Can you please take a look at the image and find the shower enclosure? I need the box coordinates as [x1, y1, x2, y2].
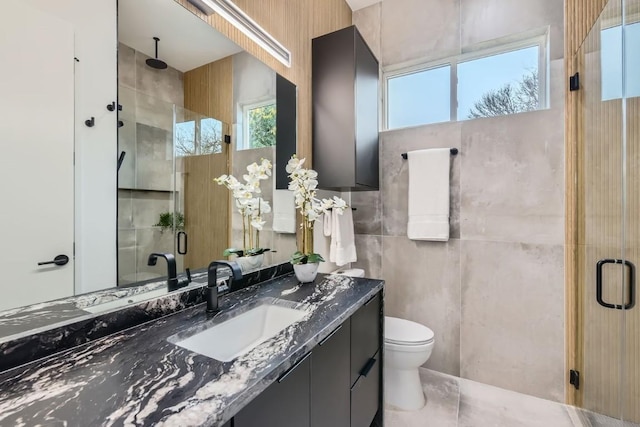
[574, 0, 639, 423]
[117, 86, 229, 285]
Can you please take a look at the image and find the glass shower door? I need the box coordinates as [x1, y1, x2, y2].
[577, 0, 638, 423]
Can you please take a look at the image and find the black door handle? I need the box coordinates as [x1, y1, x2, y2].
[177, 231, 188, 255]
[38, 255, 69, 266]
[596, 259, 636, 310]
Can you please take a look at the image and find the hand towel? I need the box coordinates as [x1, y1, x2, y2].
[329, 208, 357, 266]
[407, 148, 451, 241]
[272, 189, 296, 234]
[323, 212, 332, 237]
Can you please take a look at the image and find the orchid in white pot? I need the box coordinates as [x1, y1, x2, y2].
[214, 158, 272, 270]
[286, 155, 347, 282]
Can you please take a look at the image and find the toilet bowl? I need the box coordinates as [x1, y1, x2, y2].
[331, 268, 435, 411]
[384, 316, 434, 411]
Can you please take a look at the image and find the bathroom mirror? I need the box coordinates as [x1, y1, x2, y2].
[0, 0, 297, 338]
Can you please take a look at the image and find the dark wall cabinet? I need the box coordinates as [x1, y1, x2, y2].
[312, 26, 380, 191]
[233, 291, 383, 427]
[275, 74, 297, 189]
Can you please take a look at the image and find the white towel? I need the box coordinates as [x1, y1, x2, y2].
[272, 189, 296, 234]
[329, 208, 357, 266]
[407, 148, 451, 241]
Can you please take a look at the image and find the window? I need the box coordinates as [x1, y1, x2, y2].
[601, 22, 640, 100]
[384, 34, 547, 130]
[175, 117, 223, 157]
[239, 100, 277, 150]
[387, 65, 450, 129]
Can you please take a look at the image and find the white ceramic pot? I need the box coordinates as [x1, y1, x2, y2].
[293, 262, 320, 283]
[235, 254, 264, 273]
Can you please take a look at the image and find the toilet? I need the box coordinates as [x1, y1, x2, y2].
[332, 268, 435, 411]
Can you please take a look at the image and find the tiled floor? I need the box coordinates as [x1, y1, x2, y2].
[385, 369, 640, 427]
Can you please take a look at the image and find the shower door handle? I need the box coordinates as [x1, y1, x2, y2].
[596, 259, 636, 310]
[177, 231, 187, 255]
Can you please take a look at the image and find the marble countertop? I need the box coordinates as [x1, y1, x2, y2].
[0, 273, 383, 426]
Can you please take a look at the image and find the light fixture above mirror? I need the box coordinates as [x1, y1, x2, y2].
[187, 0, 292, 67]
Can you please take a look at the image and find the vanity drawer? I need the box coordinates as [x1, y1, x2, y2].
[350, 292, 381, 386]
[350, 349, 380, 427]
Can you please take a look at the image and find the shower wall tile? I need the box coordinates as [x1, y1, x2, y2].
[352, 190, 382, 235]
[131, 190, 173, 230]
[380, 122, 462, 238]
[135, 50, 184, 106]
[353, 2, 382, 60]
[135, 228, 175, 280]
[118, 116, 137, 189]
[460, 0, 564, 60]
[117, 229, 137, 285]
[135, 91, 174, 132]
[118, 190, 133, 229]
[460, 109, 564, 245]
[135, 123, 173, 191]
[383, 236, 461, 376]
[460, 240, 564, 402]
[352, 234, 383, 279]
[118, 43, 136, 90]
[381, 0, 460, 66]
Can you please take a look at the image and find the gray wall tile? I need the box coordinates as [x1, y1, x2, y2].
[352, 190, 382, 235]
[460, 240, 565, 402]
[352, 234, 382, 279]
[131, 190, 173, 229]
[383, 236, 461, 376]
[353, 2, 382, 61]
[135, 123, 174, 191]
[118, 43, 136, 90]
[460, 109, 564, 245]
[381, 0, 460, 66]
[135, 50, 184, 106]
[460, 0, 564, 60]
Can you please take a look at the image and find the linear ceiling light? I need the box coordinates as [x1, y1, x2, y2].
[187, 0, 291, 67]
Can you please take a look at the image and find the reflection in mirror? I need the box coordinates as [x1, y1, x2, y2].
[0, 0, 297, 338]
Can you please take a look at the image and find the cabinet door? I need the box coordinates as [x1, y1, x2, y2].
[234, 353, 311, 427]
[311, 319, 351, 427]
[351, 293, 381, 385]
[351, 350, 381, 427]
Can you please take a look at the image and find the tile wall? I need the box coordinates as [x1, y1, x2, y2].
[117, 43, 184, 284]
[352, 0, 566, 401]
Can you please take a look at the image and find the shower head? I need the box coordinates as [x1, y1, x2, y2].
[146, 37, 167, 70]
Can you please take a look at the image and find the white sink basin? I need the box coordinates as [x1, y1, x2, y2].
[174, 302, 306, 362]
[82, 288, 168, 314]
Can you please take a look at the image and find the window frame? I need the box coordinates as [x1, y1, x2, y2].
[382, 29, 549, 130]
[239, 98, 277, 150]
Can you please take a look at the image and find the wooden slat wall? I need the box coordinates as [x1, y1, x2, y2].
[565, 0, 610, 406]
[182, 57, 233, 269]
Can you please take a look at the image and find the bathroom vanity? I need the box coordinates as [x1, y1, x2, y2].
[0, 271, 384, 427]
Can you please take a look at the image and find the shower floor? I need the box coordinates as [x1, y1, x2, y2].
[385, 369, 639, 427]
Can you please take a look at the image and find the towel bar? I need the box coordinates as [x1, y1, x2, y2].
[401, 148, 458, 159]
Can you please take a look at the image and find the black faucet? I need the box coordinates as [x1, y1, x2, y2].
[207, 261, 242, 313]
[147, 253, 191, 291]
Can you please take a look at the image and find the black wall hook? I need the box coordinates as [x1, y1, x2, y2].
[85, 117, 95, 127]
[106, 102, 122, 112]
[118, 120, 124, 128]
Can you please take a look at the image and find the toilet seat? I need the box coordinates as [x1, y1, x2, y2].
[385, 316, 434, 346]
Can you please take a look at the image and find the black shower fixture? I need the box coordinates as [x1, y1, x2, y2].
[146, 37, 167, 70]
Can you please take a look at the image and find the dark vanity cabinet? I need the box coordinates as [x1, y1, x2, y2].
[312, 25, 379, 191]
[234, 354, 311, 427]
[350, 294, 382, 427]
[311, 319, 351, 427]
[233, 291, 383, 427]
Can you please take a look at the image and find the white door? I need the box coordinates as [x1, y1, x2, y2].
[0, 1, 75, 311]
